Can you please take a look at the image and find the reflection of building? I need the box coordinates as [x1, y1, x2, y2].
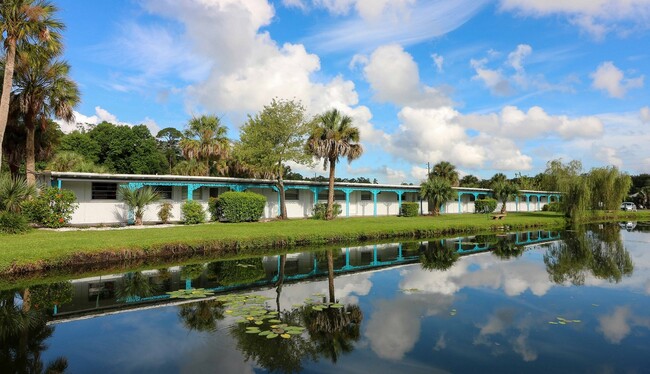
[38, 172, 561, 225]
[48, 230, 561, 323]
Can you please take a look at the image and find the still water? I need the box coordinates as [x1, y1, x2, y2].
[1, 223, 649, 373]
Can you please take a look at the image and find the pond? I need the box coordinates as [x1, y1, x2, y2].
[1, 223, 649, 373]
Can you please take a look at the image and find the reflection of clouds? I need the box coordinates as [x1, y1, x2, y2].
[365, 294, 453, 360]
[400, 253, 553, 297]
[597, 306, 650, 344]
[433, 333, 446, 351]
[474, 308, 537, 362]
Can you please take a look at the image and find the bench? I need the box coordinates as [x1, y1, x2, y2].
[491, 214, 506, 220]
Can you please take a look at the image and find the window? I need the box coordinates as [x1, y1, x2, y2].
[209, 188, 220, 198]
[361, 192, 372, 201]
[181, 187, 202, 200]
[92, 183, 117, 200]
[318, 191, 345, 201]
[155, 186, 173, 200]
[285, 189, 299, 201]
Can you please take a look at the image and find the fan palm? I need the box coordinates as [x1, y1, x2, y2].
[171, 158, 209, 177]
[0, 0, 63, 171]
[0, 173, 36, 213]
[11, 44, 79, 185]
[118, 186, 161, 225]
[491, 180, 519, 214]
[47, 151, 107, 173]
[420, 177, 454, 216]
[179, 115, 229, 177]
[430, 161, 459, 186]
[307, 109, 363, 220]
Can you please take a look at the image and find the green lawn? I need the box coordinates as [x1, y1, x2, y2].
[1, 210, 648, 275]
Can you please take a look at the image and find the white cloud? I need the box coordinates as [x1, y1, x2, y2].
[470, 58, 512, 95]
[498, 0, 650, 38]
[591, 61, 644, 98]
[346, 165, 407, 184]
[640, 106, 650, 123]
[362, 44, 452, 108]
[507, 44, 532, 86]
[431, 53, 444, 72]
[55, 106, 160, 135]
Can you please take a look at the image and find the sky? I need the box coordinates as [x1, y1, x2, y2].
[54, 0, 650, 183]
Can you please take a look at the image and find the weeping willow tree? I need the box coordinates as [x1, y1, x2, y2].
[588, 166, 632, 211]
[562, 175, 591, 223]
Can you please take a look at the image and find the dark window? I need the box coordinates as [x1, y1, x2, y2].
[209, 188, 220, 198]
[318, 191, 345, 201]
[285, 189, 299, 201]
[361, 192, 372, 201]
[155, 186, 173, 200]
[92, 183, 117, 199]
[182, 187, 202, 200]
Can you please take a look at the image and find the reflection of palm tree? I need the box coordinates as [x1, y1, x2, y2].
[275, 254, 287, 311]
[302, 305, 363, 364]
[419, 241, 459, 271]
[116, 272, 157, 301]
[178, 300, 225, 333]
[327, 250, 335, 302]
[492, 237, 525, 260]
[0, 291, 68, 373]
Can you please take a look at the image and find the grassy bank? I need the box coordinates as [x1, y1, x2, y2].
[2, 210, 648, 276]
[0, 212, 569, 275]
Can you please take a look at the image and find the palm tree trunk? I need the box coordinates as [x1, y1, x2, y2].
[0, 39, 17, 171]
[501, 200, 507, 214]
[327, 250, 335, 303]
[275, 254, 286, 311]
[277, 166, 287, 219]
[25, 116, 37, 186]
[327, 158, 336, 220]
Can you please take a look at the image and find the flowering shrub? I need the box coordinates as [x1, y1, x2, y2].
[22, 187, 78, 228]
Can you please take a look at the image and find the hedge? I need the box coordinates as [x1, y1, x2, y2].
[181, 201, 205, 225]
[214, 191, 266, 223]
[475, 198, 498, 214]
[312, 202, 342, 220]
[401, 202, 419, 217]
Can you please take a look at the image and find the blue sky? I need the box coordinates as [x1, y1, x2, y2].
[55, 0, 650, 183]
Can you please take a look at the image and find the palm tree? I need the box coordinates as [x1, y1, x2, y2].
[179, 115, 229, 177]
[117, 186, 161, 225]
[171, 159, 209, 177]
[420, 177, 454, 215]
[0, 173, 36, 213]
[307, 109, 363, 220]
[47, 151, 107, 173]
[430, 161, 459, 186]
[491, 180, 519, 214]
[0, 0, 63, 171]
[11, 44, 79, 185]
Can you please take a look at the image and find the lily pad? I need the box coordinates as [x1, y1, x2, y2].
[280, 334, 291, 339]
[268, 319, 282, 323]
[266, 333, 278, 339]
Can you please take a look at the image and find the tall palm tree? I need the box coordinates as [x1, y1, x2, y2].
[420, 177, 454, 216]
[117, 186, 161, 226]
[430, 161, 459, 186]
[11, 44, 79, 185]
[307, 109, 363, 220]
[179, 115, 229, 177]
[491, 180, 519, 214]
[0, 0, 63, 171]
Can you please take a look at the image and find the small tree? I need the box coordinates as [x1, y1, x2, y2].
[491, 180, 519, 214]
[236, 99, 313, 219]
[0, 173, 36, 213]
[420, 177, 453, 216]
[118, 186, 161, 226]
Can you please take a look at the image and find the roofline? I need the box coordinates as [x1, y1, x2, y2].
[39, 171, 561, 194]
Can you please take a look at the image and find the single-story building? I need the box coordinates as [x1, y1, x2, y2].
[37, 171, 561, 225]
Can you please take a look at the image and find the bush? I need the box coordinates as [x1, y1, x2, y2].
[181, 200, 205, 225]
[312, 202, 342, 220]
[208, 197, 219, 221]
[400, 202, 419, 217]
[474, 198, 498, 214]
[543, 201, 561, 212]
[22, 187, 78, 228]
[214, 191, 266, 223]
[158, 202, 174, 223]
[0, 211, 30, 234]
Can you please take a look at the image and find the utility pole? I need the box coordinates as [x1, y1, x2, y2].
[426, 162, 430, 177]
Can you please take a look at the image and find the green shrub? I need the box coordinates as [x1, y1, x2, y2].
[214, 191, 266, 223]
[158, 202, 174, 223]
[208, 197, 219, 221]
[312, 202, 342, 220]
[474, 198, 498, 214]
[543, 202, 561, 212]
[400, 202, 419, 217]
[0, 211, 30, 234]
[22, 187, 78, 228]
[181, 201, 205, 224]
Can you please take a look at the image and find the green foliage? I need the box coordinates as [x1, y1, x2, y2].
[30, 282, 73, 310]
[541, 159, 583, 191]
[543, 202, 561, 212]
[459, 174, 480, 188]
[118, 186, 161, 226]
[420, 177, 453, 215]
[214, 191, 266, 223]
[475, 198, 498, 214]
[181, 200, 206, 224]
[208, 259, 266, 286]
[21, 187, 77, 228]
[179, 115, 230, 176]
[491, 180, 519, 214]
[0, 211, 30, 234]
[588, 166, 632, 210]
[562, 176, 591, 223]
[0, 174, 36, 213]
[58, 130, 101, 163]
[312, 202, 342, 220]
[156, 127, 184, 174]
[208, 197, 219, 221]
[400, 202, 419, 217]
[430, 161, 459, 186]
[157, 202, 173, 224]
[419, 241, 459, 271]
[47, 151, 108, 173]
